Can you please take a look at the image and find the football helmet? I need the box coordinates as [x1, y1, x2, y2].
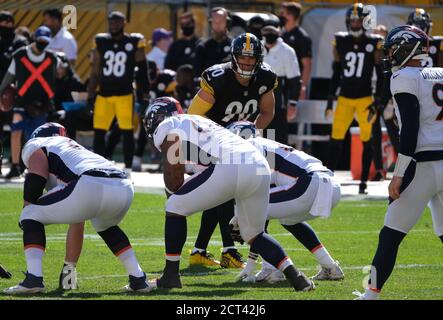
[231, 33, 264, 78]
[143, 96, 184, 139]
[383, 25, 429, 72]
[345, 3, 368, 38]
[226, 121, 258, 139]
[30, 122, 67, 139]
[406, 8, 432, 35]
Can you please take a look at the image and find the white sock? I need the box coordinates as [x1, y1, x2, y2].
[312, 245, 336, 268]
[262, 260, 277, 271]
[25, 247, 44, 277]
[64, 261, 76, 267]
[117, 248, 144, 277]
[222, 246, 236, 253]
[191, 247, 205, 254]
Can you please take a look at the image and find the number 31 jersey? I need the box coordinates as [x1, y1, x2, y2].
[93, 33, 146, 97]
[391, 67, 443, 153]
[200, 62, 277, 127]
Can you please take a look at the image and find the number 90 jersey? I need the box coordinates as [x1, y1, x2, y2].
[334, 32, 383, 98]
[93, 33, 146, 97]
[200, 62, 277, 127]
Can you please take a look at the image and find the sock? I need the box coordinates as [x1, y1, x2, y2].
[194, 207, 218, 250]
[117, 247, 144, 277]
[104, 125, 121, 159]
[361, 140, 373, 183]
[262, 259, 277, 271]
[369, 226, 406, 290]
[250, 232, 292, 271]
[218, 200, 236, 248]
[165, 215, 187, 262]
[64, 261, 76, 267]
[93, 129, 106, 157]
[122, 129, 134, 169]
[363, 287, 381, 300]
[135, 124, 148, 157]
[312, 245, 336, 268]
[327, 139, 343, 171]
[25, 247, 44, 277]
[439, 235, 443, 244]
[282, 222, 321, 252]
[222, 246, 236, 253]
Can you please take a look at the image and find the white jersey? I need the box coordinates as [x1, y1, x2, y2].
[391, 66, 443, 153]
[249, 136, 330, 186]
[22, 136, 121, 183]
[153, 114, 263, 168]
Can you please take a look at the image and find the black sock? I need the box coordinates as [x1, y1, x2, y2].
[218, 200, 235, 248]
[165, 215, 187, 256]
[93, 130, 106, 156]
[361, 140, 373, 183]
[370, 226, 406, 290]
[135, 123, 148, 157]
[439, 235, 443, 244]
[250, 232, 289, 269]
[97, 226, 131, 255]
[122, 129, 134, 169]
[282, 222, 321, 252]
[327, 139, 343, 171]
[264, 220, 270, 234]
[371, 116, 383, 171]
[104, 125, 121, 159]
[194, 207, 218, 250]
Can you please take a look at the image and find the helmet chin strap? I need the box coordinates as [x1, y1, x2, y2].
[233, 55, 255, 78]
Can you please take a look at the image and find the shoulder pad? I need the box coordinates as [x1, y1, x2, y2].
[390, 68, 420, 96]
[130, 32, 145, 39]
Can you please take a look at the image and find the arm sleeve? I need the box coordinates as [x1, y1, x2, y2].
[328, 61, 341, 97]
[393, 93, 420, 157]
[286, 76, 301, 105]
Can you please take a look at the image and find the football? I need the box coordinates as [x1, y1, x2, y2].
[0, 84, 16, 112]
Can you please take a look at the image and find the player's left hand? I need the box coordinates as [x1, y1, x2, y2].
[388, 176, 403, 200]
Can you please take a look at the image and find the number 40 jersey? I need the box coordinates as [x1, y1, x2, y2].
[199, 62, 277, 126]
[93, 33, 145, 97]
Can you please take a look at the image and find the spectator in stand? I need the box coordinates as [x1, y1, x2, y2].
[174, 64, 197, 113]
[147, 28, 172, 71]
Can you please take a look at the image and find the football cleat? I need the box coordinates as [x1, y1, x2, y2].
[255, 267, 286, 284]
[311, 261, 345, 281]
[236, 258, 258, 282]
[124, 273, 156, 293]
[353, 289, 379, 300]
[189, 250, 221, 267]
[4, 272, 45, 295]
[0, 264, 12, 279]
[220, 249, 245, 269]
[358, 182, 367, 194]
[132, 156, 142, 172]
[5, 165, 22, 179]
[59, 263, 78, 290]
[155, 272, 182, 289]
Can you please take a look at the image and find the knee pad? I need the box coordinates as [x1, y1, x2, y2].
[20, 219, 46, 249]
[98, 225, 131, 255]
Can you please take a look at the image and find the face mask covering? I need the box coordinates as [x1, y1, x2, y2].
[36, 41, 49, 52]
[0, 26, 15, 42]
[264, 34, 279, 45]
[181, 25, 195, 37]
[110, 28, 124, 37]
[278, 16, 287, 27]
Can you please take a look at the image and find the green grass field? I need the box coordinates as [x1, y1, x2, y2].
[0, 187, 442, 300]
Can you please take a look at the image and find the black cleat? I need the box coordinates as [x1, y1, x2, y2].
[156, 273, 182, 289]
[0, 264, 12, 279]
[125, 273, 156, 293]
[5, 165, 22, 179]
[284, 266, 315, 292]
[359, 182, 368, 194]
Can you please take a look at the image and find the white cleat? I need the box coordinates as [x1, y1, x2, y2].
[353, 289, 380, 300]
[311, 261, 345, 281]
[4, 284, 46, 295]
[236, 259, 257, 283]
[124, 273, 156, 293]
[255, 267, 286, 284]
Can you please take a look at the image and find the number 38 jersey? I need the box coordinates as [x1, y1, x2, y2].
[199, 62, 277, 126]
[391, 67, 443, 153]
[93, 33, 146, 97]
[334, 32, 383, 98]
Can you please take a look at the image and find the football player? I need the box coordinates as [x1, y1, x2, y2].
[142, 97, 314, 292]
[406, 8, 443, 68]
[325, 3, 385, 194]
[186, 32, 277, 269]
[3, 122, 155, 294]
[226, 121, 344, 283]
[354, 25, 443, 300]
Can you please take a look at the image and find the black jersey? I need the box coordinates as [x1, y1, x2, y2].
[164, 36, 201, 71]
[194, 37, 232, 77]
[94, 33, 145, 97]
[282, 26, 312, 74]
[425, 36, 443, 67]
[334, 32, 383, 98]
[200, 62, 277, 126]
[149, 69, 177, 101]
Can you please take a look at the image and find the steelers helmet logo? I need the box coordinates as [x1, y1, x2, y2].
[366, 43, 374, 52]
[429, 45, 437, 55]
[125, 43, 134, 51]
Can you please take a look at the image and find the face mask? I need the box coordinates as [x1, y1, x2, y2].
[181, 25, 195, 37]
[36, 41, 49, 52]
[0, 26, 15, 42]
[278, 16, 287, 27]
[264, 34, 279, 45]
[110, 28, 124, 37]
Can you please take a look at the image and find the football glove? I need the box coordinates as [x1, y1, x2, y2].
[229, 216, 244, 245]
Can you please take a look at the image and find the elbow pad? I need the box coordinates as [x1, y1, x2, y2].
[24, 173, 47, 204]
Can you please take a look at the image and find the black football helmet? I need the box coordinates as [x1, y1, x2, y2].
[406, 8, 432, 35]
[383, 25, 429, 72]
[226, 121, 258, 139]
[31, 122, 67, 139]
[345, 3, 368, 38]
[231, 33, 264, 78]
[143, 96, 184, 139]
